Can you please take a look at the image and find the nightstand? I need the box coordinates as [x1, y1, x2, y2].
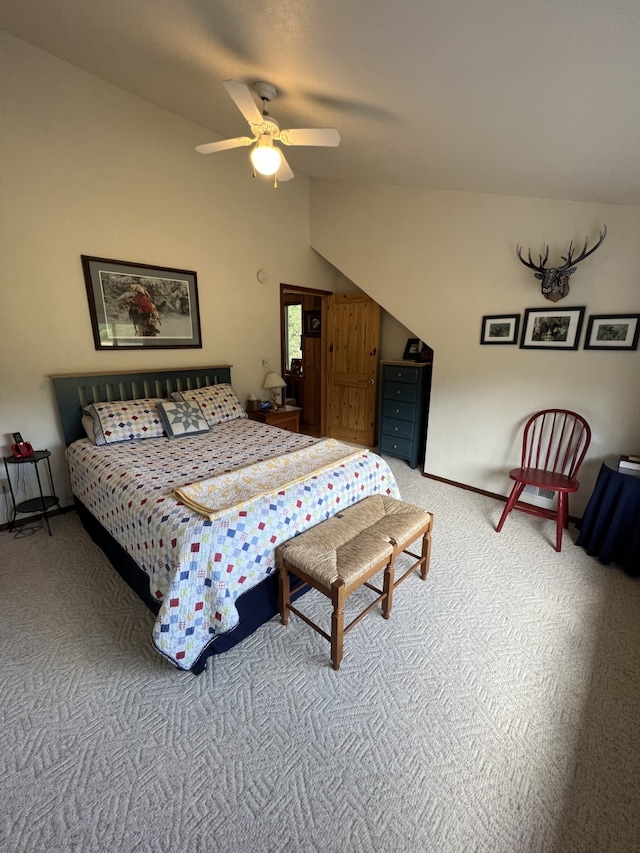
[3, 449, 61, 535]
[247, 405, 302, 433]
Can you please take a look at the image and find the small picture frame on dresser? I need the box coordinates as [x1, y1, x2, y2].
[402, 338, 420, 360]
[402, 338, 431, 362]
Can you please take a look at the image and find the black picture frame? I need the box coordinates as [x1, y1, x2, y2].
[304, 310, 321, 337]
[480, 314, 520, 345]
[81, 255, 201, 350]
[583, 314, 640, 351]
[519, 306, 585, 350]
[403, 338, 420, 360]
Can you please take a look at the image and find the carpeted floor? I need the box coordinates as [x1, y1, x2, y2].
[1, 456, 639, 853]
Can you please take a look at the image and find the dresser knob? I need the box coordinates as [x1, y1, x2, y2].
[395, 408, 400, 413]
[394, 426, 398, 431]
[396, 389, 401, 395]
[392, 443, 398, 449]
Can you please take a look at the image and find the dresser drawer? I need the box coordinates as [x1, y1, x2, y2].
[383, 381, 417, 404]
[382, 399, 416, 422]
[381, 418, 414, 440]
[379, 434, 414, 458]
[383, 365, 419, 384]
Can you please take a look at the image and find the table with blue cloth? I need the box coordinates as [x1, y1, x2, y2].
[576, 458, 640, 577]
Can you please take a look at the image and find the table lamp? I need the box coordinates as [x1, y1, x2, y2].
[262, 371, 287, 409]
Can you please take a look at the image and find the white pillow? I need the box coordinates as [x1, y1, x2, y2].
[81, 412, 99, 443]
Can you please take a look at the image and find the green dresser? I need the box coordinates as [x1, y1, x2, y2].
[378, 359, 432, 469]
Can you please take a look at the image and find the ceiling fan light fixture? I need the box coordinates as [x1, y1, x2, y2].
[250, 136, 282, 176]
[197, 80, 335, 185]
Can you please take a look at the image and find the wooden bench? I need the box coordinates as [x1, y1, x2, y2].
[276, 495, 433, 670]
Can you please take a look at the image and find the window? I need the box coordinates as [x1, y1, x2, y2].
[285, 303, 302, 370]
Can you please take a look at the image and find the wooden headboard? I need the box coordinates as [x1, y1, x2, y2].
[51, 365, 232, 445]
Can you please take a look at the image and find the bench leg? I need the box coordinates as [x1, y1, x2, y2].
[279, 560, 291, 626]
[382, 555, 395, 619]
[420, 522, 433, 581]
[331, 580, 346, 671]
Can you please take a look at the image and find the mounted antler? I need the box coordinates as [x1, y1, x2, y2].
[516, 226, 607, 302]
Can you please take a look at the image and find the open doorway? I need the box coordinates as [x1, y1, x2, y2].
[280, 283, 330, 437]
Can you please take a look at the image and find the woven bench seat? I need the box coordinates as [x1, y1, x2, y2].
[276, 495, 433, 670]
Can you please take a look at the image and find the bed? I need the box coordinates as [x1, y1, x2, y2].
[52, 365, 401, 673]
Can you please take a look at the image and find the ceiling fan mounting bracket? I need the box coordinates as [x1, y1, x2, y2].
[254, 81, 278, 103]
[250, 116, 280, 138]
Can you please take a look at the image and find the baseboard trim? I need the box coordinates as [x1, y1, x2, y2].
[0, 505, 70, 533]
[422, 471, 507, 502]
[422, 471, 580, 524]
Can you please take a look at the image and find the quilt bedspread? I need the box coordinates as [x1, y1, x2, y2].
[66, 420, 400, 669]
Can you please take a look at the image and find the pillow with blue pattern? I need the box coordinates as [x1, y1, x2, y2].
[156, 400, 210, 438]
[170, 383, 247, 427]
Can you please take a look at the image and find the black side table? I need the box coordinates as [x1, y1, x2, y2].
[3, 450, 61, 536]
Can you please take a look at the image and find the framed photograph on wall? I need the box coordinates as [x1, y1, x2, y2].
[519, 306, 585, 350]
[583, 314, 640, 351]
[304, 310, 321, 337]
[480, 314, 520, 345]
[81, 255, 201, 350]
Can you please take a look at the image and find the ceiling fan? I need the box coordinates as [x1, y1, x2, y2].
[196, 80, 340, 186]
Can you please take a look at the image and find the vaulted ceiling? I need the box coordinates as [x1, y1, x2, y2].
[2, 0, 639, 205]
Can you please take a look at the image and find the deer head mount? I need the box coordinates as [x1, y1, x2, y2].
[516, 226, 607, 302]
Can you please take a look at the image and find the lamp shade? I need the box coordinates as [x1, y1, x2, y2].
[250, 137, 282, 176]
[262, 372, 286, 390]
[262, 371, 287, 409]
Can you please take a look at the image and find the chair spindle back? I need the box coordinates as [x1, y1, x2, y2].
[521, 409, 591, 479]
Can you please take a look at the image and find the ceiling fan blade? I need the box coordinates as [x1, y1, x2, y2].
[223, 79, 263, 126]
[279, 128, 340, 147]
[195, 136, 254, 155]
[277, 151, 295, 181]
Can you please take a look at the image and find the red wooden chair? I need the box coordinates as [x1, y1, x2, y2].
[496, 409, 591, 552]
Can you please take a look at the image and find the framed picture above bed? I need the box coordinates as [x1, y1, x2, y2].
[81, 255, 202, 349]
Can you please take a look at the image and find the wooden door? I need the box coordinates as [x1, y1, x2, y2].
[325, 294, 380, 446]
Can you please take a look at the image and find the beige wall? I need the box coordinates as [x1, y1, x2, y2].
[0, 33, 340, 523]
[310, 179, 640, 513]
[4, 32, 638, 529]
[333, 271, 414, 360]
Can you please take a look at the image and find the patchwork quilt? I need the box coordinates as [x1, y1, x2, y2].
[66, 420, 400, 669]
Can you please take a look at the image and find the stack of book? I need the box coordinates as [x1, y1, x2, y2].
[618, 454, 640, 475]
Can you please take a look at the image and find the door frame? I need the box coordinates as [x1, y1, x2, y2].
[280, 283, 331, 436]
